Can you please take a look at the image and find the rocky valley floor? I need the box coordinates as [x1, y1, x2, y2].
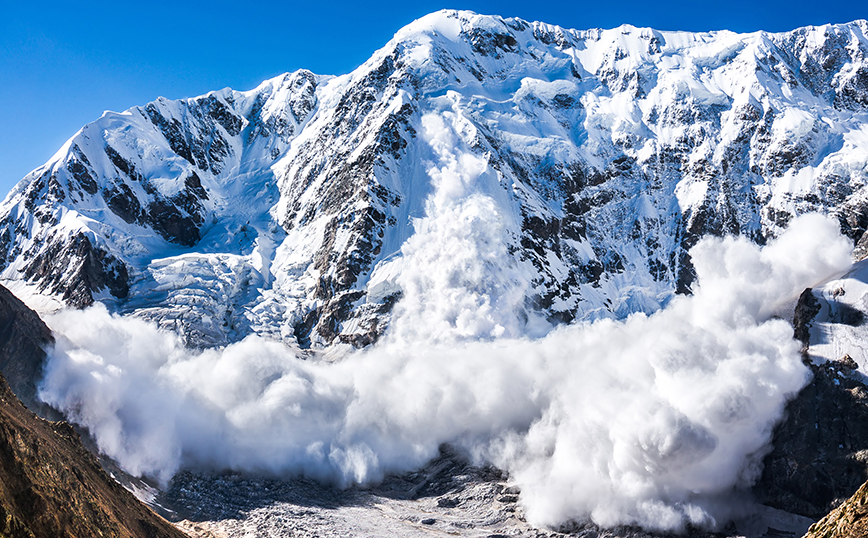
[152, 448, 814, 538]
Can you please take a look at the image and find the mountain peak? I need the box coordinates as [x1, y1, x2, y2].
[394, 9, 508, 38]
[1, 14, 868, 349]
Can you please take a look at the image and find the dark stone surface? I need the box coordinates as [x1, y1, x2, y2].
[146, 200, 201, 247]
[793, 288, 821, 347]
[22, 232, 129, 307]
[755, 359, 868, 519]
[755, 286, 868, 520]
[67, 145, 98, 195]
[104, 183, 144, 224]
[145, 104, 195, 166]
[0, 284, 54, 416]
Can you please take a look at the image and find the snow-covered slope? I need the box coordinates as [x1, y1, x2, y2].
[3, 11, 868, 348]
[799, 256, 868, 372]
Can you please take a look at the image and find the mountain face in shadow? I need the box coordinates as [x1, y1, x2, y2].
[0, 284, 55, 419]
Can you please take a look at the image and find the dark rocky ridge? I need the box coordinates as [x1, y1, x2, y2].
[755, 288, 868, 520]
[22, 231, 130, 308]
[793, 288, 822, 348]
[0, 284, 54, 417]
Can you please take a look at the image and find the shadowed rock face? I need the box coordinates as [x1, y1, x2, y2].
[0, 372, 187, 538]
[755, 359, 868, 519]
[0, 284, 54, 417]
[755, 289, 868, 520]
[793, 288, 821, 348]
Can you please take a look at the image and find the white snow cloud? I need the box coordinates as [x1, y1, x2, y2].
[38, 212, 852, 532]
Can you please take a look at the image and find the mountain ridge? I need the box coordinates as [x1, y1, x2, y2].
[5, 11, 868, 536]
[2, 10, 868, 349]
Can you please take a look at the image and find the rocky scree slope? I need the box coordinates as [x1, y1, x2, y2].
[164, 446, 745, 538]
[2, 11, 868, 348]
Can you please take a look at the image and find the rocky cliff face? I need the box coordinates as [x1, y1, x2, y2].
[2, 12, 868, 350]
[0, 284, 53, 416]
[755, 356, 868, 519]
[750, 260, 868, 520]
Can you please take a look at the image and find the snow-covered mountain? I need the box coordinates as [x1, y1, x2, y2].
[2, 10, 868, 348]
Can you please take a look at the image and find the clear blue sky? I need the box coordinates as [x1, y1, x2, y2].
[1, 0, 864, 197]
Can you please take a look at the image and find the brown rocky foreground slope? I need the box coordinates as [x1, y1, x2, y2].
[0, 369, 188, 538]
[802, 479, 868, 538]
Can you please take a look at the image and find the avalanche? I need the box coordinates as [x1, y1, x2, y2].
[2, 8, 868, 534]
[39, 214, 852, 531]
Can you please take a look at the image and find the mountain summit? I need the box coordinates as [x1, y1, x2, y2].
[2, 10, 868, 348]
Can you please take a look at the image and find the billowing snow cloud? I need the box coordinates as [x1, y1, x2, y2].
[36, 101, 856, 534]
[38, 211, 852, 532]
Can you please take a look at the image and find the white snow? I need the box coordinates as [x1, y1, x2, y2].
[4, 11, 868, 532]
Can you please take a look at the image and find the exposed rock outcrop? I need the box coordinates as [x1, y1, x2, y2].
[755, 355, 868, 519]
[802, 479, 868, 538]
[0, 284, 54, 416]
[793, 288, 822, 349]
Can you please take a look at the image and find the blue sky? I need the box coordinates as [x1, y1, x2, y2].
[0, 0, 864, 197]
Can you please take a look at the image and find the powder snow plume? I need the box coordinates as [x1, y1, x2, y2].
[38, 212, 851, 532]
[34, 109, 856, 534]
